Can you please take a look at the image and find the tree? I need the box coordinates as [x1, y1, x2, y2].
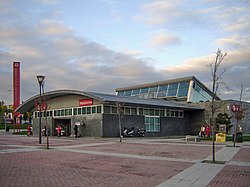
[216, 113, 232, 134]
[210, 48, 227, 163]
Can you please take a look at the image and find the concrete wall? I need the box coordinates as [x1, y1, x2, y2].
[102, 114, 144, 137]
[71, 114, 103, 137]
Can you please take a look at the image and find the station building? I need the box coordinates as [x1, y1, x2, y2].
[16, 76, 222, 137]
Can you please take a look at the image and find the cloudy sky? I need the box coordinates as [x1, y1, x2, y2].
[1, 0, 250, 105]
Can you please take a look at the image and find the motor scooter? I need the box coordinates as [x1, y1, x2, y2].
[137, 128, 145, 137]
[123, 127, 134, 137]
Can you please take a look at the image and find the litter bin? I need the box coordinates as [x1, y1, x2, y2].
[6, 126, 9, 132]
[233, 132, 243, 143]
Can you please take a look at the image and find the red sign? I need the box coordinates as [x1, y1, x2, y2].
[79, 99, 93, 106]
[231, 104, 242, 112]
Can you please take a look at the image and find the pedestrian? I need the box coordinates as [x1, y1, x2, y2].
[27, 125, 31, 136]
[74, 125, 78, 138]
[205, 125, 210, 137]
[200, 125, 205, 137]
[57, 126, 61, 137]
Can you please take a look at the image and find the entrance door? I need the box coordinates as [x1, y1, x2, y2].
[53, 119, 71, 136]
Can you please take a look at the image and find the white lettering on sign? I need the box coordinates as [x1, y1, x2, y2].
[79, 99, 93, 106]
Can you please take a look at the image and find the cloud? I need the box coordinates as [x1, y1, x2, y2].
[150, 33, 181, 50]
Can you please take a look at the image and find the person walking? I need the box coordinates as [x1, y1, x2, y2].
[74, 125, 78, 138]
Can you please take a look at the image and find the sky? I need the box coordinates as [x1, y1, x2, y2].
[0, 0, 250, 105]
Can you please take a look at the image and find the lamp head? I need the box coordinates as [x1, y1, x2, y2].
[37, 75, 45, 84]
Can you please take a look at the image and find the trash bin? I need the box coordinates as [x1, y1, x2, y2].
[233, 132, 243, 143]
[6, 126, 9, 132]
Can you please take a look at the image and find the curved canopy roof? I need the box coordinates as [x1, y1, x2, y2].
[16, 89, 204, 113]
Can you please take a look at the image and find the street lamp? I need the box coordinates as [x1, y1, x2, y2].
[37, 75, 45, 144]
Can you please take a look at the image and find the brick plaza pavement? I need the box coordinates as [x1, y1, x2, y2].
[0, 132, 249, 187]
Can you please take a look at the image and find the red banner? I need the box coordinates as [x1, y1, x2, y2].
[13, 62, 20, 111]
[79, 99, 93, 106]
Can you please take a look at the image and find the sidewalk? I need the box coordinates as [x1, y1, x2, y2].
[0, 134, 249, 187]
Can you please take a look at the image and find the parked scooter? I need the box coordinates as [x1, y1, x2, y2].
[123, 127, 134, 137]
[137, 127, 145, 137]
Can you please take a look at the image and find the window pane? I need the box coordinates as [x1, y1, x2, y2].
[65, 109, 69, 116]
[139, 108, 143, 115]
[160, 110, 164, 116]
[82, 107, 86, 114]
[124, 90, 132, 96]
[92, 106, 96, 113]
[112, 106, 117, 114]
[166, 110, 170, 117]
[131, 108, 136, 115]
[97, 106, 102, 113]
[104, 106, 110, 113]
[61, 109, 65, 116]
[117, 91, 124, 96]
[178, 82, 189, 97]
[140, 88, 149, 93]
[155, 110, 159, 116]
[132, 89, 140, 95]
[124, 108, 130, 115]
[175, 111, 179, 117]
[171, 110, 175, 117]
[73, 108, 77, 115]
[69, 109, 72, 115]
[144, 109, 149, 115]
[145, 117, 149, 123]
[159, 85, 167, 91]
[78, 108, 82, 115]
[149, 109, 154, 116]
[155, 117, 160, 123]
[149, 86, 158, 92]
[87, 107, 91, 114]
[167, 83, 178, 97]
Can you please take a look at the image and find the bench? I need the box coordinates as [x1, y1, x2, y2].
[185, 135, 200, 142]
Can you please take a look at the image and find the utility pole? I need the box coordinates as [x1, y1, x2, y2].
[233, 84, 243, 147]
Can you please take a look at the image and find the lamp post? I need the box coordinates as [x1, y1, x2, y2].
[37, 75, 45, 144]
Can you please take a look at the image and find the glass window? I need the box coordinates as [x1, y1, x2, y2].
[170, 110, 175, 117]
[65, 109, 69, 116]
[157, 91, 166, 98]
[149, 109, 154, 116]
[144, 109, 149, 115]
[159, 85, 168, 91]
[92, 106, 96, 114]
[125, 107, 130, 115]
[50, 111, 53, 117]
[139, 108, 143, 116]
[175, 111, 179, 118]
[179, 111, 184, 118]
[124, 90, 132, 96]
[167, 83, 178, 97]
[97, 106, 102, 113]
[112, 106, 117, 114]
[73, 108, 77, 115]
[104, 106, 110, 113]
[140, 88, 149, 94]
[132, 89, 140, 95]
[178, 82, 189, 97]
[131, 108, 136, 115]
[87, 107, 91, 114]
[160, 110, 165, 116]
[155, 110, 159, 116]
[145, 116, 160, 132]
[69, 109, 72, 115]
[61, 110, 65, 116]
[82, 107, 86, 115]
[78, 108, 82, 115]
[166, 110, 170, 117]
[149, 86, 158, 92]
[117, 91, 124, 96]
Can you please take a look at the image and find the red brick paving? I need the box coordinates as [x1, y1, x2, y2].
[75, 142, 217, 160]
[0, 150, 192, 187]
[208, 165, 250, 187]
[232, 148, 250, 162]
[1, 133, 250, 187]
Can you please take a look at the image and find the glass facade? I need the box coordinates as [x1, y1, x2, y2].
[117, 81, 190, 100]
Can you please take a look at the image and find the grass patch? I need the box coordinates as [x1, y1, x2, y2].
[12, 131, 28, 135]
